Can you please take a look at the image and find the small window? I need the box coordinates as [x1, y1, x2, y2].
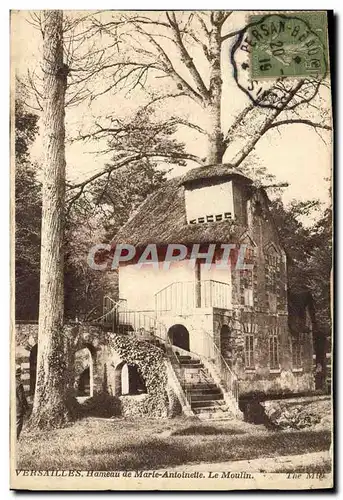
[240, 269, 254, 306]
[265, 249, 279, 294]
[269, 335, 279, 370]
[245, 334, 254, 369]
[244, 288, 253, 307]
[292, 334, 303, 368]
[245, 247, 255, 264]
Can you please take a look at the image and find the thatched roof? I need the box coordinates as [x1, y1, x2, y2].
[180, 164, 253, 186]
[112, 165, 253, 247]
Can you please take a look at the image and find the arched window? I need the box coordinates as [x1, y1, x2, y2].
[237, 241, 256, 308]
[243, 322, 257, 370]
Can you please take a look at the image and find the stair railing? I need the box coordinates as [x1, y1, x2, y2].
[93, 296, 118, 323]
[200, 328, 239, 402]
[155, 280, 231, 313]
[97, 297, 238, 404]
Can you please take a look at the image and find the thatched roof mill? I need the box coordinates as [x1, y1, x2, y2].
[112, 164, 268, 248]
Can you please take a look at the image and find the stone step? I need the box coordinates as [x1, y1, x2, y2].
[182, 365, 205, 370]
[185, 383, 218, 391]
[191, 400, 226, 409]
[176, 354, 192, 360]
[179, 359, 202, 365]
[193, 407, 233, 420]
[187, 386, 222, 395]
[196, 412, 234, 421]
[190, 393, 224, 402]
[184, 376, 213, 386]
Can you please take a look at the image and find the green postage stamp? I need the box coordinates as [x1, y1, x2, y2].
[249, 12, 328, 79]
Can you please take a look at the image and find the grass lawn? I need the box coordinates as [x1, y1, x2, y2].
[17, 417, 331, 471]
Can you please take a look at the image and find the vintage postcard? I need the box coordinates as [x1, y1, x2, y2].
[11, 9, 333, 490]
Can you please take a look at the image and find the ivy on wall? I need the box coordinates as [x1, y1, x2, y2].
[110, 334, 169, 418]
[16, 324, 182, 419]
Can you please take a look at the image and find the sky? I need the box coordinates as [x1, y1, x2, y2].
[11, 10, 332, 222]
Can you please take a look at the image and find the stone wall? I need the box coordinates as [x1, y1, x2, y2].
[231, 188, 288, 316]
[104, 334, 170, 417]
[14, 323, 179, 418]
[15, 322, 108, 397]
[261, 395, 331, 430]
[212, 310, 315, 397]
[159, 309, 215, 357]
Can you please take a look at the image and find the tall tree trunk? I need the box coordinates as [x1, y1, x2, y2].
[206, 14, 225, 164]
[30, 10, 71, 429]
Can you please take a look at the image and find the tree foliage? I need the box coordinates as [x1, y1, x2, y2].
[270, 197, 332, 337]
[74, 11, 331, 171]
[15, 95, 41, 320]
[64, 126, 169, 319]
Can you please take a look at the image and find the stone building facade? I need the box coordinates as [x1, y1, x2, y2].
[112, 164, 318, 398]
[15, 164, 322, 420]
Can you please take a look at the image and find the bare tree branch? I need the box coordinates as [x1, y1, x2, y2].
[139, 92, 188, 111]
[166, 12, 209, 101]
[169, 117, 209, 135]
[266, 119, 331, 132]
[66, 151, 203, 209]
[131, 19, 204, 105]
[227, 81, 307, 167]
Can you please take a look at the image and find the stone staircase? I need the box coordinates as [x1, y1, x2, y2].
[110, 328, 237, 420]
[99, 299, 238, 420]
[176, 353, 235, 420]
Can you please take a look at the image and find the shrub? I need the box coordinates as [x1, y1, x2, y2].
[80, 393, 121, 418]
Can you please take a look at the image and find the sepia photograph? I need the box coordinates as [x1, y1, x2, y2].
[10, 9, 333, 490]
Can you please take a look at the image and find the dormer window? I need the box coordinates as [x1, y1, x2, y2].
[185, 180, 235, 225]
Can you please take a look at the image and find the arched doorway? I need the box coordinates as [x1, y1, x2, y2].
[220, 324, 233, 366]
[29, 344, 37, 396]
[75, 346, 94, 397]
[78, 367, 90, 396]
[168, 324, 190, 351]
[115, 362, 147, 396]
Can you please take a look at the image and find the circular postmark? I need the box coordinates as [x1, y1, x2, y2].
[230, 13, 328, 110]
